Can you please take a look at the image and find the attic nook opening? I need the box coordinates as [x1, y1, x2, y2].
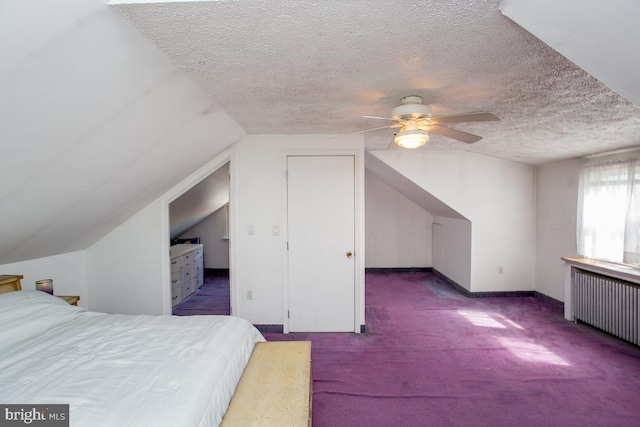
[167, 159, 232, 316]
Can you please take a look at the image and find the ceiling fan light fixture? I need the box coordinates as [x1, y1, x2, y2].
[394, 129, 429, 149]
[391, 96, 432, 120]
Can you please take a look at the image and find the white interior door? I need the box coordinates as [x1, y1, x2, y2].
[287, 155, 355, 332]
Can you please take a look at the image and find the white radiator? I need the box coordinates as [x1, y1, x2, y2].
[573, 268, 640, 345]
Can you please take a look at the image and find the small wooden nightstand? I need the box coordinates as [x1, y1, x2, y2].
[56, 295, 80, 306]
[0, 275, 23, 295]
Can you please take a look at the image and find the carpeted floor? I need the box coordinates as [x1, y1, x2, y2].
[263, 271, 640, 427]
[172, 270, 230, 316]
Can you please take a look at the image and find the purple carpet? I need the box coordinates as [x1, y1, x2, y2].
[264, 271, 640, 426]
[172, 270, 230, 316]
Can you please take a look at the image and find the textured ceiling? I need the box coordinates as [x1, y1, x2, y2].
[111, 0, 640, 165]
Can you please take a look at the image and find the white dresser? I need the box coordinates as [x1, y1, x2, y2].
[170, 244, 204, 308]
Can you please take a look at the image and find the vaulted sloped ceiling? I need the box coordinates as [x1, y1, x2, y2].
[500, 0, 640, 107]
[365, 153, 466, 221]
[0, 1, 244, 264]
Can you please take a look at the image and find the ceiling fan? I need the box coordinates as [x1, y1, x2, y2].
[360, 95, 500, 149]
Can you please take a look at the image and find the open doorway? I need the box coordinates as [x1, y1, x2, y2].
[168, 162, 231, 315]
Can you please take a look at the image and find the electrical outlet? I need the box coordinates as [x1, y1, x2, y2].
[246, 290, 253, 300]
[498, 266, 504, 274]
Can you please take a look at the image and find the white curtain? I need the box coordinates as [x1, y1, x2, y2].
[624, 160, 640, 264]
[577, 159, 640, 265]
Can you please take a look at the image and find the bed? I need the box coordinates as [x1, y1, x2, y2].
[0, 289, 265, 427]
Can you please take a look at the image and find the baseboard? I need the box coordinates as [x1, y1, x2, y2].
[432, 269, 470, 296]
[254, 324, 284, 333]
[255, 324, 366, 334]
[433, 269, 535, 298]
[534, 291, 564, 307]
[204, 268, 229, 274]
[469, 290, 535, 298]
[365, 267, 433, 273]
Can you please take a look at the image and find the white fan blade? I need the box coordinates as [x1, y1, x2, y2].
[353, 123, 402, 134]
[363, 115, 397, 121]
[428, 112, 499, 124]
[427, 124, 482, 144]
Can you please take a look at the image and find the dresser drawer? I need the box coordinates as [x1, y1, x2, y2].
[169, 244, 204, 310]
[182, 253, 192, 268]
[182, 280, 192, 297]
[171, 271, 181, 290]
[170, 257, 182, 273]
[192, 262, 202, 277]
[171, 286, 183, 307]
[193, 275, 203, 290]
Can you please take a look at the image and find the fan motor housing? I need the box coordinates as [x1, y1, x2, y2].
[391, 96, 432, 120]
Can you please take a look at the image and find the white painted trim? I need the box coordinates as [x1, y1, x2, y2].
[355, 148, 366, 332]
[282, 149, 364, 333]
[159, 146, 236, 315]
[281, 153, 290, 333]
[564, 262, 574, 321]
[160, 200, 171, 314]
[228, 159, 237, 317]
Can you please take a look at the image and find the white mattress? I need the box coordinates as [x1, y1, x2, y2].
[0, 291, 265, 427]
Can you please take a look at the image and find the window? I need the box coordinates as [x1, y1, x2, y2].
[577, 159, 640, 265]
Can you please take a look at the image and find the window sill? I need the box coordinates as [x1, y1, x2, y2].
[562, 256, 640, 282]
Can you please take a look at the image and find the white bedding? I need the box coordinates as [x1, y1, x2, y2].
[0, 291, 265, 427]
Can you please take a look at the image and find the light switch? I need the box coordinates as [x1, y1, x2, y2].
[248, 225, 254, 235]
[273, 225, 280, 235]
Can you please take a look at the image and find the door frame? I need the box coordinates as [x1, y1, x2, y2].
[281, 149, 365, 333]
[160, 147, 236, 316]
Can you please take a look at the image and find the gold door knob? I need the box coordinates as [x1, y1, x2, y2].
[346, 251, 353, 258]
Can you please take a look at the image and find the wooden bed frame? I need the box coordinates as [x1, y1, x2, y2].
[0, 274, 312, 426]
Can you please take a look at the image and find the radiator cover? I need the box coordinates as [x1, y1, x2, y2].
[573, 268, 640, 345]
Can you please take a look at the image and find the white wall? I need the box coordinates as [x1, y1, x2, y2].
[536, 150, 640, 301]
[179, 206, 230, 269]
[365, 171, 433, 268]
[80, 131, 238, 315]
[0, 251, 88, 307]
[87, 200, 165, 315]
[432, 216, 472, 291]
[371, 151, 536, 293]
[534, 157, 585, 301]
[233, 135, 365, 327]
[83, 138, 364, 324]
